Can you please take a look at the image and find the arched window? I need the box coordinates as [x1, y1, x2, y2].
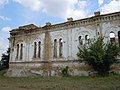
[54, 39, 57, 58]
[20, 44, 23, 59]
[78, 36, 83, 45]
[38, 41, 41, 58]
[109, 31, 115, 43]
[16, 44, 19, 59]
[118, 31, 120, 47]
[34, 42, 37, 58]
[59, 38, 63, 57]
[85, 35, 90, 44]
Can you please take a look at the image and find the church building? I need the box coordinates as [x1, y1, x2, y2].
[7, 11, 120, 76]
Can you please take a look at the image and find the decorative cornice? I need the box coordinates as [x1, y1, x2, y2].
[10, 11, 120, 37]
[49, 11, 120, 31]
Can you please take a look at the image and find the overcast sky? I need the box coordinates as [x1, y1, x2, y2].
[0, 0, 120, 60]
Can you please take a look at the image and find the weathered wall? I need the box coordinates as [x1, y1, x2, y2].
[7, 12, 120, 76]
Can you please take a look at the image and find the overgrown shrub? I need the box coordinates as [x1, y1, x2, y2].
[77, 38, 120, 76]
[62, 66, 69, 77]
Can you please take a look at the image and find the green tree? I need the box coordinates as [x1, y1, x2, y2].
[77, 38, 120, 76]
[0, 48, 10, 70]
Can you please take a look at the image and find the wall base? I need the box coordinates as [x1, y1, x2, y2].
[5, 60, 120, 77]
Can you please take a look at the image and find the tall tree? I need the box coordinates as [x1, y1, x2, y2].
[0, 48, 10, 70]
[77, 38, 120, 76]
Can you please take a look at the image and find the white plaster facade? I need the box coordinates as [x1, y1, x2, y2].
[7, 11, 120, 76]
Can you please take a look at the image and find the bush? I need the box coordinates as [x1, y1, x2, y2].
[62, 66, 69, 77]
[77, 38, 120, 76]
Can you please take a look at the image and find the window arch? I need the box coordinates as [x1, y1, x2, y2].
[109, 31, 115, 43]
[34, 42, 37, 58]
[59, 38, 63, 57]
[16, 44, 19, 59]
[54, 39, 57, 58]
[38, 41, 41, 58]
[118, 31, 120, 46]
[20, 44, 23, 59]
[78, 36, 83, 45]
[85, 35, 90, 44]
